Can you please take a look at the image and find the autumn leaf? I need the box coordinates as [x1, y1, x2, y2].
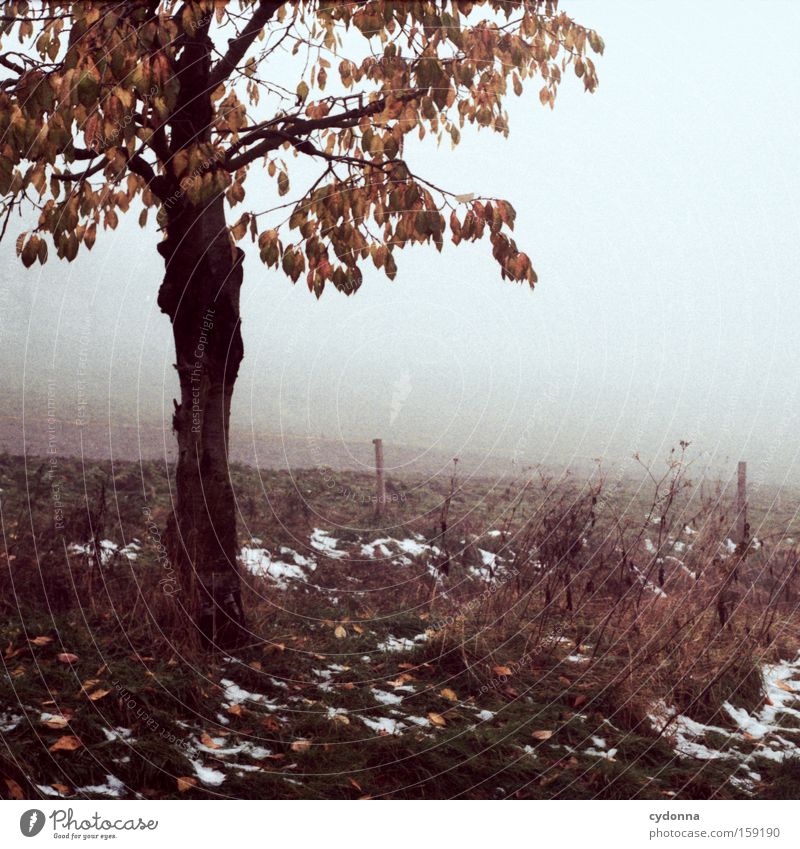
[352, 624, 365, 635]
[427, 712, 447, 727]
[332, 713, 350, 725]
[531, 730, 554, 741]
[439, 688, 458, 702]
[88, 689, 111, 702]
[29, 636, 53, 646]
[41, 715, 69, 730]
[49, 735, 82, 753]
[199, 733, 222, 750]
[227, 703, 245, 717]
[4, 778, 24, 799]
[492, 665, 513, 677]
[334, 625, 347, 639]
[573, 695, 587, 709]
[51, 783, 70, 795]
[291, 738, 311, 752]
[176, 776, 198, 793]
[57, 653, 79, 664]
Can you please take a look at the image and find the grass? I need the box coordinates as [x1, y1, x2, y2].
[1, 451, 800, 799]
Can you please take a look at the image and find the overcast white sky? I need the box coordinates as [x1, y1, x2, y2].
[2, 0, 800, 483]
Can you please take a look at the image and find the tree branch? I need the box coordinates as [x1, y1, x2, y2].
[208, 0, 283, 90]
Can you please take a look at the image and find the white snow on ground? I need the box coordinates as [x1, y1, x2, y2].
[360, 716, 405, 735]
[67, 539, 140, 566]
[310, 528, 345, 559]
[0, 712, 22, 732]
[101, 726, 134, 743]
[74, 775, 126, 798]
[377, 632, 430, 652]
[631, 564, 668, 598]
[239, 546, 314, 589]
[645, 538, 657, 555]
[189, 758, 226, 787]
[476, 709, 495, 721]
[649, 654, 800, 788]
[372, 689, 404, 706]
[220, 679, 279, 711]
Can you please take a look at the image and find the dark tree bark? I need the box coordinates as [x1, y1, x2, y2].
[157, 196, 247, 650]
[153, 20, 248, 650]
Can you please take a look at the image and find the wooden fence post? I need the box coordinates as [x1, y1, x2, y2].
[737, 460, 749, 549]
[373, 438, 386, 516]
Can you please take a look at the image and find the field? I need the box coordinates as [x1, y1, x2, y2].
[1, 450, 799, 800]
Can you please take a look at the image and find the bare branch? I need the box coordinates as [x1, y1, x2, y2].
[208, 0, 284, 90]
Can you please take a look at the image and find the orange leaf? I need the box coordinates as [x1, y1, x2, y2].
[291, 738, 311, 752]
[51, 783, 70, 795]
[573, 695, 587, 708]
[88, 689, 111, 702]
[199, 733, 221, 750]
[49, 735, 82, 753]
[531, 729, 554, 741]
[492, 665, 513, 677]
[176, 776, 198, 793]
[4, 778, 24, 799]
[57, 653, 79, 664]
[427, 712, 447, 727]
[227, 703, 245, 717]
[439, 688, 458, 702]
[29, 636, 53, 646]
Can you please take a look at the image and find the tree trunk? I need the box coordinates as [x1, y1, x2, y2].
[157, 192, 247, 650]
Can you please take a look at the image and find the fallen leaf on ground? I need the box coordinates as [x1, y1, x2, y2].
[332, 714, 350, 725]
[4, 778, 24, 799]
[29, 636, 53, 646]
[291, 738, 311, 752]
[427, 712, 447, 727]
[49, 735, 82, 752]
[334, 625, 347, 639]
[88, 689, 111, 702]
[531, 729, 554, 741]
[439, 688, 458, 702]
[51, 783, 70, 795]
[352, 624, 365, 635]
[492, 665, 513, 677]
[349, 777, 362, 791]
[776, 680, 797, 694]
[227, 703, 244, 717]
[199, 733, 222, 749]
[41, 715, 68, 729]
[176, 776, 198, 792]
[57, 653, 79, 664]
[573, 695, 587, 708]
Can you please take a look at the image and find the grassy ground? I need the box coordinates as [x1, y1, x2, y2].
[1, 452, 800, 800]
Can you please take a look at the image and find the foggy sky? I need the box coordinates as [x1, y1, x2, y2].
[2, 0, 800, 484]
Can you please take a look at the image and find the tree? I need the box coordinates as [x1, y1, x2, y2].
[0, 0, 602, 649]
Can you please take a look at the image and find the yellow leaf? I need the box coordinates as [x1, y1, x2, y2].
[176, 776, 198, 793]
[334, 625, 347, 639]
[49, 735, 82, 753]
[41, 715, 68, 730]
[332, 713, 350, 725]
[439, 688, 458, 702]
[531, 730, 554, 741]
[88, 689, 111, 702]
[427, 712, 447, 727]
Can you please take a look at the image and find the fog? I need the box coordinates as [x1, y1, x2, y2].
[2, 0, 800, 484]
